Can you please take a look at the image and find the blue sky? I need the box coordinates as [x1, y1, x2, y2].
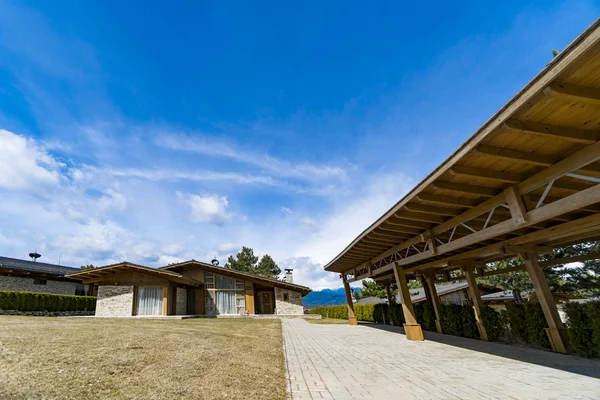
[0, 1, 598, 289]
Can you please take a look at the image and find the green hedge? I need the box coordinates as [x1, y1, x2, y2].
[502, 303, 551, 349]
[0, 290, 96, 312]
[438, 304, 479, 339]
[480, 306, 504, 341]
[564, 301, 600, 358]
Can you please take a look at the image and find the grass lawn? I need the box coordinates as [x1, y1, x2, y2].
[0, 316, 286, 400]
[306, 318, 349, 325]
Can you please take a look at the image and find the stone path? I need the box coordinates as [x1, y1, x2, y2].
[282, 319, 600, 399]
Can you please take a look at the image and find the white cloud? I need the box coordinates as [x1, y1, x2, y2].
[178, 192, 233, 225]
[281, 207, 292, 215]
[155, 133, 348, 181]
[218, 243, 238, 252]
[98, 188, 127, 211]
[0, 129, 62, 190]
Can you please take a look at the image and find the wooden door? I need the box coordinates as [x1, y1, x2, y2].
[261, 292, 273, 314]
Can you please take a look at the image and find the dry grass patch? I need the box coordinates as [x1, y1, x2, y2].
[306, 318, 349, 325]
[0, 316, 286, 400]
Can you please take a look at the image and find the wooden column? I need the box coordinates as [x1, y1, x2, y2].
[423, 272, 443, 334]
[384, 282, 393, 305]
[520, 252, 568, 353]
[162, 286, 169, 316]
[343, 278, 358, 326]
[393, 262, 424, 340]
[462, 267, 488, 341]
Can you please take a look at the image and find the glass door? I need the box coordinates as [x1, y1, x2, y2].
[136, 287, 163, 315]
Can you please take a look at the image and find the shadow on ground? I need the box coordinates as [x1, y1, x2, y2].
[361, 322, 600, 379]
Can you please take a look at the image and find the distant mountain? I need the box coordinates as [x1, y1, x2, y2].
[303, 288, 358, 309]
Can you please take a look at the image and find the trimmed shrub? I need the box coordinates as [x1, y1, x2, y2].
[480, 306, 504, 341]
[439, 304, 479, 339]
[414, 302, 436, 332]
[524, 303, 551, 349]
[564, 301, 600, 358]
[0, 290, 96, 312]
[505, 304, 527, 341]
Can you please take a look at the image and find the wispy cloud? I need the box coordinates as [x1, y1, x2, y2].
[155, 133, 349, 181]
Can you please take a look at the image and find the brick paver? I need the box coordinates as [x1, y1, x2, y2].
[282, 319, 600, 399]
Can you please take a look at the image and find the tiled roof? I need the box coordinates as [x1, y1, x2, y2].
[0, 256, 79, 276]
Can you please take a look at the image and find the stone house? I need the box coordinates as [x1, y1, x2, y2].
[66, 260, 311, 317]
[0, 256, 94, 296]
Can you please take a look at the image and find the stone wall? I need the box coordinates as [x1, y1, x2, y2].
[274, 287, 304, 315]
[0, 275, 77, 295]
[95, 286, 133, 317]
[176, 287, 187, 315]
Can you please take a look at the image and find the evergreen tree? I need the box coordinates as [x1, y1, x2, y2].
[256, 254, 281, 279]
[224, 246, 258, 273]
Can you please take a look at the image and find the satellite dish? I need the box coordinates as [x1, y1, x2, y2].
[211, 257, 219, 266]
[29, 252, 41, 262]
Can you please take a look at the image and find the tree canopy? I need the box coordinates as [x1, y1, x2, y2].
[224, 246, 281, 279]
[80, 264, 94, 271]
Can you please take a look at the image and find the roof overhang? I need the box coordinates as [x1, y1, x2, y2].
[324, 18, 600, 282]
[161, 260, 312, 295]
[65, 262, 203, 287]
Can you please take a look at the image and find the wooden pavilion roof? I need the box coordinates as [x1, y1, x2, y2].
[324, 19, 600, 282]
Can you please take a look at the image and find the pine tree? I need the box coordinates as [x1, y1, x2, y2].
[224, 246, 258, 273]
[255, 254, 281, 279]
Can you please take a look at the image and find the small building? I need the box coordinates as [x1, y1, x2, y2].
[0, 256, 94, 296]
[66, 260, 311, 317]
[398, 282, 501, 306]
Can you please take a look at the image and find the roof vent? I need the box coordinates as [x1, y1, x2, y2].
[29, 252, 41, 262]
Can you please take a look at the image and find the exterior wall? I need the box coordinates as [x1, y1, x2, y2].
[245, 280, 255, 314]
[0, 275, 77, 295]
[274, 287, 304, 315]
[176, 287, 187, 315]
[95, 285, 134, 317]
[441, 290, 468, 305]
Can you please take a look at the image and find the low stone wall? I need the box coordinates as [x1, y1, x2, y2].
[274, 287, 305, 315]
[95, 286, 133, 317]
[0, 275, 77, 295]
[0, 310, 94, 317]
[176, 287, 187, 315]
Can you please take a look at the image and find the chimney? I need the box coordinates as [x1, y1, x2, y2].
[284, 269, 293, 283]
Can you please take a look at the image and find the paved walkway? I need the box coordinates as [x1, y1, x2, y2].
[282, 319, 600, 399]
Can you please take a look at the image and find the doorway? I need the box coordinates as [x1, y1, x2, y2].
[256, 291, 274, 314]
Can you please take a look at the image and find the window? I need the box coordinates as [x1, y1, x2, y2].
[33, 279, 47, 285]
[136, 287, 163, 315]
[283, 293, 289, 302]
[204, 273, 246, 314]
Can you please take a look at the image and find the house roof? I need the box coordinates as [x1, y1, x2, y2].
[323, 19, 600, 279]
[355, 296, 387, 305]
[160, 260, 311, 295]
[65, 262, 203, 287]
[481, 289, 584, 302]
[0, 256, 80, 277]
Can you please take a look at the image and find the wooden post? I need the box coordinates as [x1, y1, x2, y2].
[384, 282, 393, 305]
[343, 278, 358, 326]
[423, 272, 443, 334]
[463, 267, 488, 341]
[520, 252, 568, 353]
[163, 286, 169, 316]
[393, 262, 424, 340]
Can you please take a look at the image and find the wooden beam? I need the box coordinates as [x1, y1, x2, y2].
[393, 263, 423, 341]
[544, 82, 600, 106]
[520, 252, 568, 353]
[450, 165, 524, 183]
[405, 203, 461, 216]
[416, 193, 478, 207]
[504, 119, 600, 144]
[431, 181, 498, 197]
[163, 287, 169, 316]
[379, 224, 423, 235]
[463, 267, 488, 341]
[504, 186, 528, 225]
[395, 211, 447, 224]
[423, 271, 443, 333]
[474, 145, 556, 167]
[343, 278, 358, 326]
[387, 218, 433, 230]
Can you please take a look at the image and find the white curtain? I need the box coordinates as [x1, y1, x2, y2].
[215, 291, 235, 314]
[137, 287, 163, 315]
[215, 274, 235, 289]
